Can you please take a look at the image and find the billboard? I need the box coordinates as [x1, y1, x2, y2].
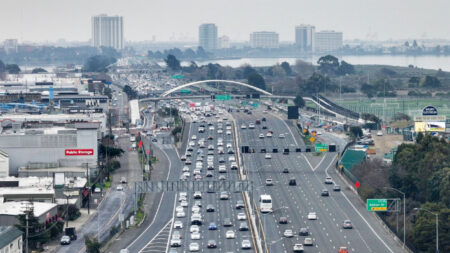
[422, 105, 438, 116]
[65, 149, 94, 156]
[287, 106, 299, 119]
[414, 121, 446, 132]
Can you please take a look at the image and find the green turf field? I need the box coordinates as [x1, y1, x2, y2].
[306, 97, 450, 120]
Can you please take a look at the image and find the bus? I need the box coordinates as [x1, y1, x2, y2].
[259, 194, 272, 213]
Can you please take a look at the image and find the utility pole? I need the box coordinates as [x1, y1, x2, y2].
[85, 163, 90, 215]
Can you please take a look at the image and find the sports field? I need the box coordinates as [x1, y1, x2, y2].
[306, 97, 449, 121]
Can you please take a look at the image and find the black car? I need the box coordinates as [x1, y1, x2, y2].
[283, 168, 289, 173]
[299, 227, 309, 236]
[151, 138, 157, 142]
[289, 178, 297, 186]
[206, 204, 215, 212]
[262, 117, 266, 122]
[262, 125, 268, 129]
[236, 200, 245, 209]
[279, 217, 288, 224]
[191, 219, 202, 225]
[207, 240, 217, 248]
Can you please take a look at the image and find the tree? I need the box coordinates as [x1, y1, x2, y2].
[280, 61, 292, 75]
[392, 113, 411, 121]
[293, 95, 305, 108]
[6, 64, 21, 74]
[84, 235, 101, 253]
[349, 126, 363, 139]
[0, 60, 5, 73]
[122, 85, 138, 99]
[247, 72, 266, 90]
[164, 54, 181, 71]
[422, 75, 441, 88]
[299, 72, 330, 95]
[243, 65, 256, 78]
[83, 55, 116, 72]
[103, 87, 112, 99]
[404, 41, 410, 47]
[337, 61, 355, 75]
[31, 67, 48, 73]
[317, 55, 339, 75]
[360, 83, 376, 98]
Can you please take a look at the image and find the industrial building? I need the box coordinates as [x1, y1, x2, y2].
[0, 226, 23, 253]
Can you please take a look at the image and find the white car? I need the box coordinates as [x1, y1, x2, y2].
[219, 165, 227, 173]
[116, 185, 124, 191]
[226, 130, 231, 135]
[241, 124, 247, 129]
[176, 211, 186, 218]
[180, 200, 188, 207]
[175, 206, 183, 213]
[307, 212, 317, 220]
[377, 130, 383, 136]
[209, 126, 215, 131]
[324, 177, 333, 184]
[217, 129, 223, 134]
[174, 220, 183, 229]
[226, 230, 235, 239]
[189, 242, 200, 252]
[226, 143, 232, 148]
[183, 172, 191, 178]
[191, 232, 201, 240]
[237, 212, 247, 220]
[192, 206, 201, 213]
[182, 166, 190, 172]
[266, 132, 273, 137]
[284, 229, 294, 238]
[191, 135, 197, 140]
[265, 153, 272, 159]
[170, 238, 181, 247]
[279, 134, 285, 138]
[259, 134, 264, 139]
[249, 123, 255, 129]
[241, 239, 252, 249]
[190, 225, 200, 233]
[228, 156, 235, 162]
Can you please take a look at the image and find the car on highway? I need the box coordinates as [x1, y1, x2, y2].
[182, 166, 190, 172]
[237, 212, 247, 220]
[189, 242, 200, 252]
[226, 130, 231, 135]
[265, 178, 273, 186]
[325, 177, 333, 184]
[307, 212, 317, 220]
[220, 192, 229, 200]
[181, 200, 188, 207]
[170, 238, 181, 247]
[239, 222, 249, 231]
[299, 227, 309, 236]
[206, 204, 215, 212]
[241, 124, 247, 129]
[192, 205, 200, 213]
[176, 211, 185, 218]
[231, 162, 238, 170]
[377, 130, 383, 136]
[219, 165, 227, 173]
[265, 153, 272, 159]
[190, 225, 200, 233]
[173, 220, 183, 229]
[293, 243, 304, 252]
[193, 191, 202, 199]
[206, 171, 213, 177]
[266, 132, 273, 137]
[333, 185, 341, 191]
[321, 189, 329, 196]
[217, 129, 223, 134]
[279, 216, 288, 224]
[207, 240, 217, 248]
[284, 229, 294, 238]
[304, 237, 313, 246]
[172, 230, 182, 239]
[191, 135, 197, 140]
[120, 177, 127, 184]
[185, 159, 192, 165]
[226, 230, 235, 239]
[262, 125, 268, 129]
[116, 185, 124, 191]
[339, 246, 349, 253]
[283, 168, 289, 173]
[191, 232, 201, 240]
[241, 239, 252, 249]
[279, 133, 285, 138]
[249, 123, 255, 129]
[343, 220, 353, 229]
[208, 222, 217, 230]
[236, 200, 245, 209]
[289, 178, 297, 186]
[259, 133, 264, 139]
[60, 235, 71, 245]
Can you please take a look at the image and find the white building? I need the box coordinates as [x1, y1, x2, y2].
[295, 25, 315, 53]
[199, 23, 218, 51]
[3, 39, 18, 54]
[218, 36, 230, 49]
[0, 151, 9, 178]
[91, 14, 124, 50]
[0, 226, 22, 253]
[250, 32, 279, 49]
[314, 30, 343, 53]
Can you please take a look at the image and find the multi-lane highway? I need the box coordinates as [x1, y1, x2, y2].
[233, 108, 406, 253]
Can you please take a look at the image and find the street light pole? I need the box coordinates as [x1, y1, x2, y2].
[384, 187, 406, 248]
[414, 208, 439, 253]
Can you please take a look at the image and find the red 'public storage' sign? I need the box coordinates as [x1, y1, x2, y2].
[65, 149, 94, 156]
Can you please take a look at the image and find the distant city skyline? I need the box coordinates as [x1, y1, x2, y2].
[0, 0, 449, 43]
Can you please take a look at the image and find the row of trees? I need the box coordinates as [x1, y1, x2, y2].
[0, 60, 21, 74]
[148, 46, 211, 60]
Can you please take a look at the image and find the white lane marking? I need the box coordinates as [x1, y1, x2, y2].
[164, 193, 178, 253]
[127, 145, 174, 250]
[137, 219, 173, 253]
[270, 113, 298, 146]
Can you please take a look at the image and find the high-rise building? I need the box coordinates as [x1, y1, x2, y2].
[3, 39, 18, 54]
[250, 31, 279, 49]
[218, 36, 230, 49]
[91, 14, 124, 50]
[198, 23, 218, 51]
[314, 31, 343, 53]
[295, 25, 315, 52]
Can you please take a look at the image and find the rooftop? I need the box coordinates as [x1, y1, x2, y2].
[0, 201, 57, 217]
[0, 226, 22, 249]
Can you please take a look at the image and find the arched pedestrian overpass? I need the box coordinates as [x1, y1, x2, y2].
[160, 79, 273, 97]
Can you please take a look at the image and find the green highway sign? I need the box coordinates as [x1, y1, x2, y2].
[180, 89, 191, 94]
[171, 75, 185, 79]
[252, 103, 258, 108]
[315, 143, 328, 152]
[216, 94, 231, 101]
[367, 199, 387, 211]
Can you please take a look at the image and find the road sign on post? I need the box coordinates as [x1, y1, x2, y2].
[315, 143, 328, 152]
[216, 94, 231, 101]
[180, 89, 191, 94]
[171, 75, 184, 79]
[367, 199, 387, 211]
[309, 137, 315, 143]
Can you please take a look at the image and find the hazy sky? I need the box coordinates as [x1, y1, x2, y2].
[1, 0, 449, 43]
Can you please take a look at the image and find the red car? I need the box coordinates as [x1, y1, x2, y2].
[339, 247, 349, 253]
